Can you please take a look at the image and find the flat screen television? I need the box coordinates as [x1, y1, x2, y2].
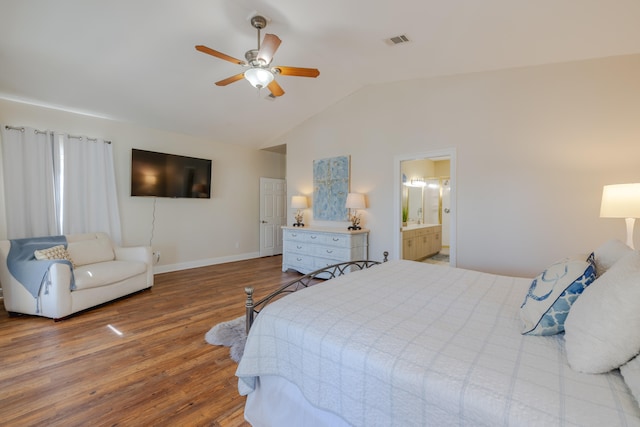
[131, 149, 212, 198]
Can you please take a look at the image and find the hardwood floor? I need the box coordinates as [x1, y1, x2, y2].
[0, 255, 301, 427]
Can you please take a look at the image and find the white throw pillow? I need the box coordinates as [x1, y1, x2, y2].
[519, 254, 596, 336]
[594, 239, 632, 277]
[564, 250, 640, 373]
[620, 354, 640, 407]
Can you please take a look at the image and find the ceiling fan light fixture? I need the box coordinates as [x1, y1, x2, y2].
[244, 67, 274, 89]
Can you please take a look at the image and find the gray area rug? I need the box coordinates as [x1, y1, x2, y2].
[423, 253, 450, 265]
[205, 316, 246, 362]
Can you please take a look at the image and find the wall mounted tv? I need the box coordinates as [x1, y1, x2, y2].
[131, 149, 212, 198]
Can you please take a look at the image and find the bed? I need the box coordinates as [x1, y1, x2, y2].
[236, 254, 640, 426]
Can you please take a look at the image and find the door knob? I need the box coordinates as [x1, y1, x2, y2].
[261, 220, 267, 223]
[444, 208, 450, 213]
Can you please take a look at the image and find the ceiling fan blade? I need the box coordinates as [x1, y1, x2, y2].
[267, 80, 285, 97]
[215, 73, 245, 86]
[274, 66, 320, 78]
[257, 34, 281, 65]
[195, 45, 245, 65]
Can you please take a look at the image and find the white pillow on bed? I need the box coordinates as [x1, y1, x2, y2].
[564, 250, 640, 373]
[594, 239, 632, 277]
[620, 354, 640, 406]
[519, 253, 596, 336]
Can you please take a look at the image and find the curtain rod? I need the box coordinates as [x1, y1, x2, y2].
[4, 125, 111, 144]
[4, 125, 47, 135]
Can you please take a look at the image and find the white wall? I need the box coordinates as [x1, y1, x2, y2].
[280, 54, 640, 277]
[0, 99, 285, 273]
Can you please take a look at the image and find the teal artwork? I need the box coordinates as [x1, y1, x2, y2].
[313, 156, 350, 221]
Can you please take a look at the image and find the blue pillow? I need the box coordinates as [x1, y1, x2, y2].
[520, 253, 596, 336]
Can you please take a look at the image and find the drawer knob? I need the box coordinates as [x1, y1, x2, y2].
[311, 235, 317, 239]
[297, 245, 302, 249]
[296, 257, 303, 261]
[333, 238, 339, 241]
[326, 249, 333, 253]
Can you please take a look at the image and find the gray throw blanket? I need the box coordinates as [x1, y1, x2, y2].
[7, 235, 75, 300]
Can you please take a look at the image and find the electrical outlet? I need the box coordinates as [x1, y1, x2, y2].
[153, 251, 161, 264]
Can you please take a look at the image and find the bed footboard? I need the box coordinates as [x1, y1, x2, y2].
[245, 252, 388, 333]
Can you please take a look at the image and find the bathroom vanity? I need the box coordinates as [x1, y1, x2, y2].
[401, 224, 442, 261]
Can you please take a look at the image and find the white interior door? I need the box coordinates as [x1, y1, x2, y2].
[260, 177, 286, 257]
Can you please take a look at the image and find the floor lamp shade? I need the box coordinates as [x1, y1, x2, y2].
[600, 183, 640, 249]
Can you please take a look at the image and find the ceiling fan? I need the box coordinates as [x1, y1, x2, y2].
[195, 15, 320, 97]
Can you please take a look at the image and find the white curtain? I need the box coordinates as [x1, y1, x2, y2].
[56, 134, 122, 245]
[0, 125, 58, 239]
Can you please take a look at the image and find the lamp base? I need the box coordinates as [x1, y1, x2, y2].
[293, 222, 305, 227]
[625, 217, 636, 249]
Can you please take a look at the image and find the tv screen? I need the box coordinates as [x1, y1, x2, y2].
[131, 149, 212, 198]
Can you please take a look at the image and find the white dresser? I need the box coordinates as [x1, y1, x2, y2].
[282, 226, 369, 274]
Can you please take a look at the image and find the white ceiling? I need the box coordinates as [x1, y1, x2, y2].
[2, 0, 640, 149]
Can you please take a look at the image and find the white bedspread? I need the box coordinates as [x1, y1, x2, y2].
[236, 260, 640, 426]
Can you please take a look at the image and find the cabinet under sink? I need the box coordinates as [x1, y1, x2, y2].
[402, 224, 442, 261]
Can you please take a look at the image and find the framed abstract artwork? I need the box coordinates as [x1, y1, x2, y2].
[313, 155, 350, 221]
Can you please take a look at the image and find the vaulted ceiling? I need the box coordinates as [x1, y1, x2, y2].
[2, 0, 640, 149]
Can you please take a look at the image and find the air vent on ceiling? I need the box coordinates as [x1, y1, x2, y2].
[386, 34, 410, 46]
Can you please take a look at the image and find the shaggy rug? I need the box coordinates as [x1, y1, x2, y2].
[205, 316, 246, 362]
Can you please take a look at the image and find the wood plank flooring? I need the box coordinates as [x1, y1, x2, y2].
[0, 255, 301, 427]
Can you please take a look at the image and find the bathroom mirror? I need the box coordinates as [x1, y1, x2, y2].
[407, 186, 424, 224]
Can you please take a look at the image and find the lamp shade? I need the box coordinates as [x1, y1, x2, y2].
[244, 67, 274, 88]
[600, 183, 640, 218]
[291, 195, 308, 209]
[345, 193, 366, 209]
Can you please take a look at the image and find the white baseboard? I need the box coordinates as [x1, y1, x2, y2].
[152, 251, 263, 275]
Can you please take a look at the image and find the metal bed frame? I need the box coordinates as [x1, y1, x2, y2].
[244, 252, 388, 333]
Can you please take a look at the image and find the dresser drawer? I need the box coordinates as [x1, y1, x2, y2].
[283, 253, 314, 270]
[313, 245, 349, 260]
[283, 230, 307, 242]
[283, 240, 311, 254]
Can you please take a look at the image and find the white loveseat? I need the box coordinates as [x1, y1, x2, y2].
[0, 232, 153, 320]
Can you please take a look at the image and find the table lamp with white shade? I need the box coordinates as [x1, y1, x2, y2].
[345, 193, 366, 230]
[291, 195, 308, 227]
[600, 183, 640, 249]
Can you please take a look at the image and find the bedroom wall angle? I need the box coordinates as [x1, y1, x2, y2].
[279, 54, 640, 277]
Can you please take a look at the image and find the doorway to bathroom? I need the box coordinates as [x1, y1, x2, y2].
[394, 148, 456, 266]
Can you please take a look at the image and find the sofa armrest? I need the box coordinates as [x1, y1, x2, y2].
[40, 262, 74, 318]
[114, 246, 153, 287]
[0, 259, 74, 319]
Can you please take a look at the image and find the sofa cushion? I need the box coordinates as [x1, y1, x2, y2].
[67, 236, 115, 267]
[74, 260, 147, 290]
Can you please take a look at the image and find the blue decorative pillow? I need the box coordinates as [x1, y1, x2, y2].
[520, 253, 596, 336]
